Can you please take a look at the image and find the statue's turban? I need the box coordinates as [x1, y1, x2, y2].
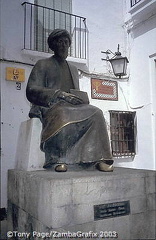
[47, 29, 71, 50]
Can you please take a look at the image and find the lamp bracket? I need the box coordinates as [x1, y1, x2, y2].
[101, 44, 122, 60]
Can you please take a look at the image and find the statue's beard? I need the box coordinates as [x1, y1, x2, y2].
[56, 48, 68, 60]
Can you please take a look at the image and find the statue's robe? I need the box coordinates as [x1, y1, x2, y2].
[26, 56, 112, 168]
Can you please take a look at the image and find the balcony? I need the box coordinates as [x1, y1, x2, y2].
[22, 2, 88, 60]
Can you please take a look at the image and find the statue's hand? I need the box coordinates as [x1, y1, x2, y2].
[60, 92, 84, 105]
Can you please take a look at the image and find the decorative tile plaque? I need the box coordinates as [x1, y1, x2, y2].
[6, 67, 25, 82]
[91, 78, 118, 101]
[94, 201, 130, 220]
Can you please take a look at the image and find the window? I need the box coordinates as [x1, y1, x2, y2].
[131, 0, 142, 8]
[22, 1, 88, 58]
[109, 111, 136, 157]
[34, 0, 72, 52]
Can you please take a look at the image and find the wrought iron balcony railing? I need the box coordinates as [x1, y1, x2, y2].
[22, 2, 88, 59]
[131, 0, 142, 7]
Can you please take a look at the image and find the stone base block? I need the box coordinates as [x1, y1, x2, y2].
[8, 168, 156, 240]
[15, 118, 44, 171]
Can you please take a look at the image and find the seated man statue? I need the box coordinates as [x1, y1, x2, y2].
[26, 29, 114, 172]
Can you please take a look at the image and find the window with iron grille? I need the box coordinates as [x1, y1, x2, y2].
[109, 111, 136, 157]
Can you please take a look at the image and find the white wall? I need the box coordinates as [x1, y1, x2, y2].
[1, 63, 31, 207]
[1, 0, 26, 62]
[73, 0, 127, 74]
[73, 0, 156, 170]
[0, 0, 33, 208]
[116, 0, 156, 170]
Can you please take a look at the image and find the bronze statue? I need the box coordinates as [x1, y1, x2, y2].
[26, 29, 114, 172]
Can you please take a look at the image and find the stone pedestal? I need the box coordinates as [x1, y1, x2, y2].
[7, 168, 156, 240]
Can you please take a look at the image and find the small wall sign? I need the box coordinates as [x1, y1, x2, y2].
[6, 67, 25, 82]
[94, 201, 130, 220]
[91, 78, 118, 101]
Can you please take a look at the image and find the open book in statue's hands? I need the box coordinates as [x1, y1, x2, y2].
[70, 89, 89, 104]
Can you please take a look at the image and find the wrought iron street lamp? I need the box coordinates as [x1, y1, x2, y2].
[102, 44, 129, 78]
